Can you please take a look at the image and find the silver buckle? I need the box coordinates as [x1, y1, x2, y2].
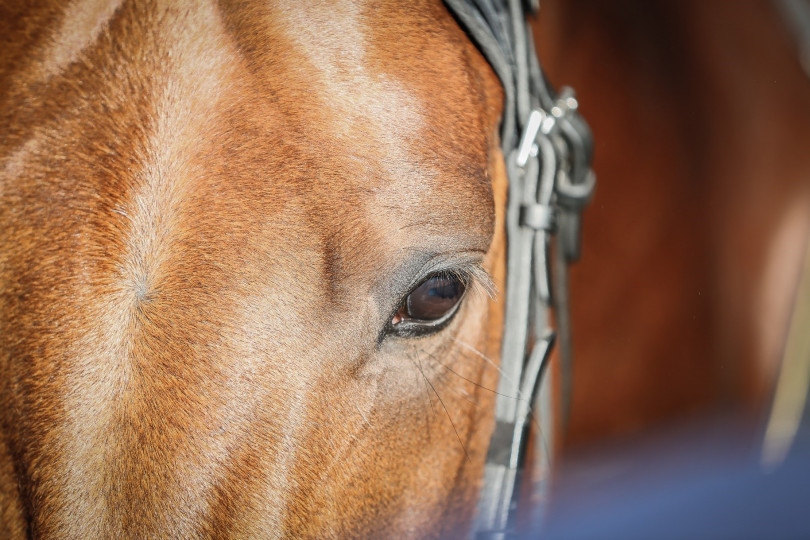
[516, 87, 594, 263]
[516, 87, 579, 167]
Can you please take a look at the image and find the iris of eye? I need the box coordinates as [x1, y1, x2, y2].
[402, 275, 466, 321]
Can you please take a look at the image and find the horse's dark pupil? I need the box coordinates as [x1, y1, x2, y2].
[406, 276, 465, 321]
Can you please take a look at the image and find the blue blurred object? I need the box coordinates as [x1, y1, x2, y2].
[539, 406, 810, 540]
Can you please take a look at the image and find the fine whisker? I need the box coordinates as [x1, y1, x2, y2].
[452, 337, 524, 398]
[432, 353, 529, 403]
[448, 338, 551, 457]
[416, 348, 484, 407]
[412, 351, 438, 426]
[414, 349, 471, 464]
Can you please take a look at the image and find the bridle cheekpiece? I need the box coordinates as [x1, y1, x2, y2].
[442, 0, 596, 537]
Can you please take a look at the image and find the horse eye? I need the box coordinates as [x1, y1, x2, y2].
[407, 275, 465, 320]
[389, 274, 467, 335]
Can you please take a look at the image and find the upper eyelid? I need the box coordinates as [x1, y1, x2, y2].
[420, 264, 495, 301]
[397, 263, 495, 323]
[409, 253, 493, 296]
[375, 250, 494, 321]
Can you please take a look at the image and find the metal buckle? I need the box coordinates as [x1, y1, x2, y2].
[516, 87, 595, 263]
[516, 90, 578, 167]
[514, 88, 583, 305]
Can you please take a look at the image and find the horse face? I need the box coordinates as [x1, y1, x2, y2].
[0, 0, 506, 537]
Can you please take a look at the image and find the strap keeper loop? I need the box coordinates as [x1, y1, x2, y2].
[519, 203, 557, 231]
[556, 169, 596, 210]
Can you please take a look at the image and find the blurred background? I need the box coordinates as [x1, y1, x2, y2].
[529, 0, 810, 536]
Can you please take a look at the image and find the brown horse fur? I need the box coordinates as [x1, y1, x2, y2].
[0, 1, 508, 537]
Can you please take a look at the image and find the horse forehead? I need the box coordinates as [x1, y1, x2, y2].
[273, 3, 425, 169]
[213, 0, 497, 253]
[276, 3, 490, 178]
[2, 0, 496, 297]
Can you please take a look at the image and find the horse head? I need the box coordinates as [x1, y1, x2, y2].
[0, 1, 510, 537]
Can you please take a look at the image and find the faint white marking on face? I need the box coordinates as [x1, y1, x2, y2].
[40, 0, 124, 78]
[276, 2, 445, 267]
[54, 1, 250, 535]
[0, 138, 41, 198]
[276, 3, 425, 178]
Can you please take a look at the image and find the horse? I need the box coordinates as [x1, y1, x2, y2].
[8, 0, 807, 537]
[0, 0, 524, 537]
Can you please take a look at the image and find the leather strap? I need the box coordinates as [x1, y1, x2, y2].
[443, 1, 596, 537]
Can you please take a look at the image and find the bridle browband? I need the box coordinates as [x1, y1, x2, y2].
[442, 0, 596, 537]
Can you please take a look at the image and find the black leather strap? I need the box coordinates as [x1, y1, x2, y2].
[442, 1, 596, 537]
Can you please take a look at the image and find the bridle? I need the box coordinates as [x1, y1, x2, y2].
[442, 0, 596, 537]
